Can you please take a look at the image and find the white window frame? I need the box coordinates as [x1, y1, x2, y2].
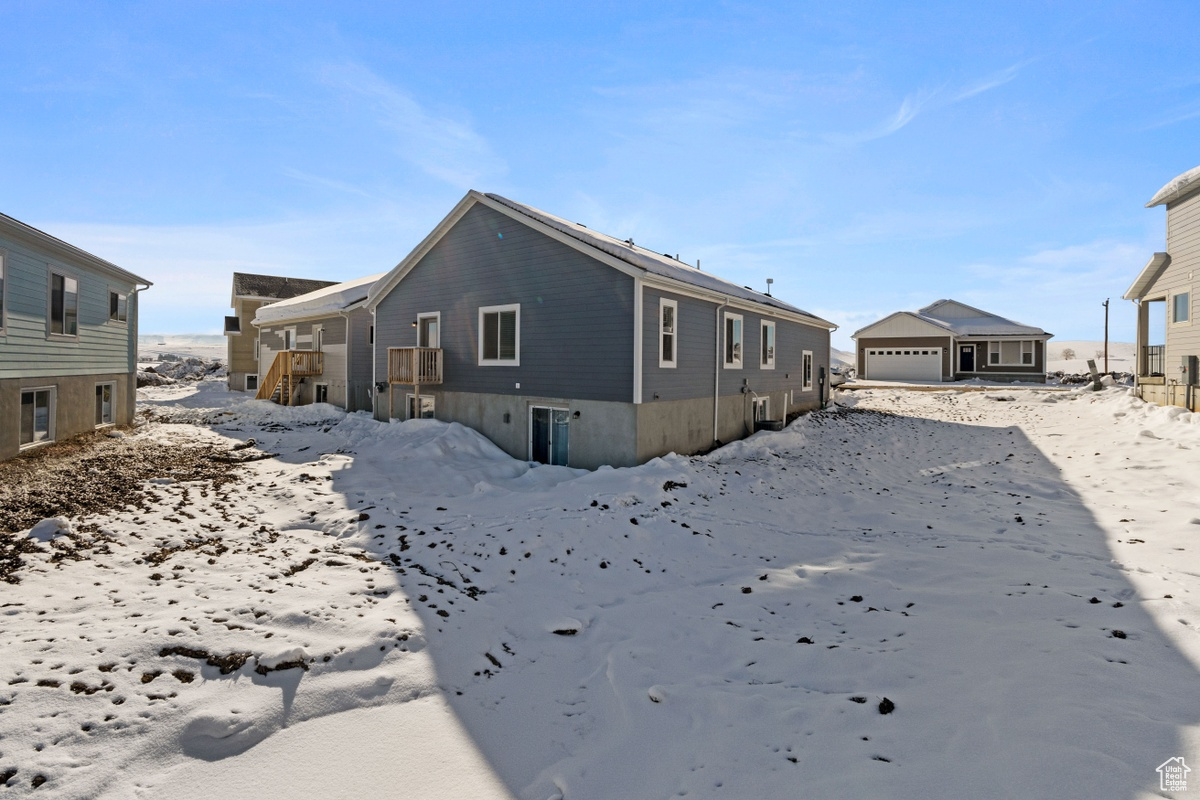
[48, 270, 80, 339]
[659, 298, 678, 368]
[528, 404, 570, 465]
[478, 304, 520, 366]
[283, 328, 296, 351]
[0, 251, 7, 334]
[253, 336, 260, 364]
[1171, 290, 1191, 326]
[988, 340, 1035, 366]
[406, 394, 435, 420]
[95, 381, 115, 427]
[108, 289, 128, 324]
[313, 325, 324, 352]
[417, 311, 441, 348]
[314, 383, 329, 404]
[752, 396, 770, 423]
[802, 350, 813, 390]
[19, 386, 56, 448]
[723, 312, 743, 369]
[245, 374, 259, 392]
[761, 321, 776, 369]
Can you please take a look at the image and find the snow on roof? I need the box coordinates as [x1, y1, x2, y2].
[254, 273, 384, 326]
[1146, 164, 1200, 208]
[484, 193, 833, 327]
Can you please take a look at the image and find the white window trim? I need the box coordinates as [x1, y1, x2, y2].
[528, 404, 570, 465]
[987, 340, 1036, 366]
[406, 393, 435, 420]
[478, 303, 521, 366]
[723, 312, 743, 369]
[48, 269, 80, 340]
[1170, 290, 1191, 326]
[659, 298, 678, 368]
[20, 386, 56, 449]
[752, 396, 770, 422]
[802, 350, 813, 390]
[95, 381, 116, 427]
[283, 327, 296, 351]
[313, 325, 324, 352]
[0, 250, 7, 335]
[314, 382, 329, 404]
[245, 374, 259, 392]
[108, 288, 129, 325]
[253, 336, 260, 363]
[417, 311, 442, 348]
[761, 321, 776, 369]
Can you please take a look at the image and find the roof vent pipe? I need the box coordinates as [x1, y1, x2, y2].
[766, 278, 774, 297]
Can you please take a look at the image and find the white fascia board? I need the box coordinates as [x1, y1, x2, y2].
[1123, 252, 1171, 300]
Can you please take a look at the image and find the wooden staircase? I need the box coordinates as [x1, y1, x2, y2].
[255, 350, 324, 406]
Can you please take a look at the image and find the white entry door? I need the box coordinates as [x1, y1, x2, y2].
[865, 347, 943, 381]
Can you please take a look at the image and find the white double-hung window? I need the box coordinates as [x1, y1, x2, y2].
[761, 321, 776, 368]
[479, 304, 520, 365]
[988, 340, 1035, 365]
[723, 312, 743, 368]
[660, 299, 677, 367]
[802, 350, 813, 390]
[1172, 291, 1191, 325]
[49, 272, 78, 337]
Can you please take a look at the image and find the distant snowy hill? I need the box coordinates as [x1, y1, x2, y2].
[1046, 340, 1134, 374]
[139, 334, 226, 362]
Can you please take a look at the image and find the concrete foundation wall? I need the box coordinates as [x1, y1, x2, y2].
[1, 371, 134, 461]
[376, 387, 639, 470]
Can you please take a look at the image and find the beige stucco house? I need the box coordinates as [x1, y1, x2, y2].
[1125, 165, 1200, 411]
[224, 273, 335, 393]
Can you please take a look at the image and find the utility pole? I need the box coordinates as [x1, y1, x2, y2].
[1103, 298, 1110, 374]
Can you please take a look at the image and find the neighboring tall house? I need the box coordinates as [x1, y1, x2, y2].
[0, 212, 151, 460]
[224, 273, 336, 393]
[252, 273, 381, 411]
[365, 191, 835, 470]
[853, 300, 1052, 383]
[1125, 164, 1200, 411]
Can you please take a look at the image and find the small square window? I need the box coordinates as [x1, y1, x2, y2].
[1173, 292, 1190, 324]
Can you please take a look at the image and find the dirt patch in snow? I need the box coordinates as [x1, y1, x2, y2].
[0, 422, 264, 582]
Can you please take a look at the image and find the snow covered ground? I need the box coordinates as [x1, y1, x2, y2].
[2, 379, 1199, 799]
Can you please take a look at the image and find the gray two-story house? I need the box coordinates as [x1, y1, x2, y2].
[1125, 164, 1200, 410]
[0, 212, 151, 461]
[366, 191, 835, 469]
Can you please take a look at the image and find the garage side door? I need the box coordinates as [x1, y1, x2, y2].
[865, 347, 943, 381]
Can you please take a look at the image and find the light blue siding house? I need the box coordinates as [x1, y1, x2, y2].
[0, 212, 151, 461]
[366, 191, 835, 469]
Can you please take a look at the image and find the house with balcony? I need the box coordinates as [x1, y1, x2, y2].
[1125, 164, 1200, 411]
[365, 190, 836, 470]
[225, 272, 336, 393]
[0, 212, 151, 461]
[252, 273, 380, 411]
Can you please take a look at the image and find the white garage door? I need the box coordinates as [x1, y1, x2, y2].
[865, 347, 943, 381]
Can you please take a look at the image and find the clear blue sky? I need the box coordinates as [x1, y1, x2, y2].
[3, 1, 1197, 350]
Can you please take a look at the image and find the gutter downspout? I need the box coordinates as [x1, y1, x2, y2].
[714, 298, 729, 445]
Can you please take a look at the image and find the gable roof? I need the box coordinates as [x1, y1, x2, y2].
[231, 272, 337, 303]
[1147, 165, 1200, 208]
[367, 191, 835, 330]
[253, 273, 384, 326]
[1123, 252, 1171, 300]
[853, 299, 1049, 339]
[0, 212, 151, 287]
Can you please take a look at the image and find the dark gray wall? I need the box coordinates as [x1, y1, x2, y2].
[374, 203, 635, 403]
[641, 286, 830, 404]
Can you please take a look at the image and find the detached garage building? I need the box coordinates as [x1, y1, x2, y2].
[853, 300, 1052, 383]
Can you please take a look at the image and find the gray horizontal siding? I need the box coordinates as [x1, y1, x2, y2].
[642, 286, 830, 401]
[1160, 192, 1200, 364]
[374, 203, 634, 402]
[0, 234, 137, 381]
